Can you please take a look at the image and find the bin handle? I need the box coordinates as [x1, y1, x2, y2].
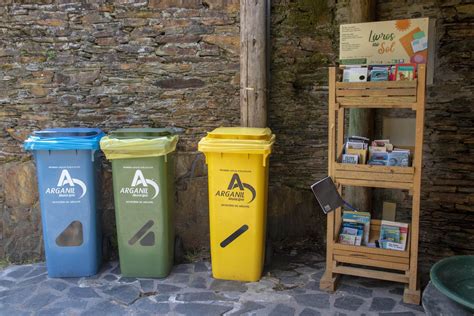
[263, 153, 269, 167]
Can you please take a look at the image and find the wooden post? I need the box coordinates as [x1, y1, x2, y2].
[240, 0, 268, 128]
[341, 0, 375, 212]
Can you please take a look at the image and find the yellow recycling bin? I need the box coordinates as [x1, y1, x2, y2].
[198, 127, 275, 282]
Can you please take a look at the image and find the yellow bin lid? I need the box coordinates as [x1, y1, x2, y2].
[206, 127, 273, 141]
[198, 127, 275, 155]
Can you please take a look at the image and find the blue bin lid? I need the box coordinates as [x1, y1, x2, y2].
[34, 128, 103, 138]
[24, 128, 105, 151]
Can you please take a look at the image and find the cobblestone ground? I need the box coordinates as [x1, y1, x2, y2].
[0, 254, 425, 315]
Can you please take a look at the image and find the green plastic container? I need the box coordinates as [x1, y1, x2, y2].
[430, 255, 474, 311]
[100, 128, 180, 277]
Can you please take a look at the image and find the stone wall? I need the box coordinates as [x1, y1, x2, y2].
[1, 0, 473, 287]
[0, 0, 242, 262]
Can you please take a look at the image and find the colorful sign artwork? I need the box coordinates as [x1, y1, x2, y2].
[339, 18, 430, 66]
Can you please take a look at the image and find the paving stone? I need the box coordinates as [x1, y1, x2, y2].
[17, 274, 47, 286]
[81, 300, 128, 316]
[68, 286, 100, 299]
[0, 286, 36, 305]
[177, 291, 234, 302]
[389, 287, 404, 296]
[79, 278, 109, 288]
[294, 266, 318, 275]
[118, 277, 137, 283]
[24, 266, 47, 278]
[273, 269, 299, 278]
[0, 260, 425, 316]
[49, 298, 88, 310]
[189, 276, 208, 288]
[43, 280, 68, 292]
[398, 300, 426, 313]
[0, 280, 14, 288]
[133, 297, 171, 313]
[139, 279, 155, 292]
[288, 287, 307, 294]
[155, 283, 181, 294]
[103, 274, 117, 282]
[369, 297, 396, 311]
[293, 293, 330, 309]
[172, 264, 194, 274]
[37, 307, 70, 316]
[311, 271, 324, 281]
[104, 284, 140, 305]
[229, 301, 265, 315]
[299, 308, 322, 316]
[357, 278, 394, 289]
[210, 279, 247, 292]
[63, 277, 81, 284]
[268, 303, 296, 316]
[168, 273, 190, 284]
[279, 275, 306, 287]
[333, 295, 365, 311]
[338, 284, 373, 298]
[23, 292, 59, 309]
[194, 262, 210, 272]
[6, 266, 33, 279]
[304, 281, 318, 291]
[110, 266, 121, 275]
[151, 294, 170, 302]
[174, 302, 233, 315]
[0, 305, 32, 316]
[379, 312, 416, 316]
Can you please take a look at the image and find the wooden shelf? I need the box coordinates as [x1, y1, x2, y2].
[333, 163, 414, 190]
[336, 101, 417, 109]
[321, 65, 426, 305]
[336, 79, 418, 109]
[334, 220, 411, 273]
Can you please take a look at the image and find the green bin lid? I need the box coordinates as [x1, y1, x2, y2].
[109, 128, 182, 139]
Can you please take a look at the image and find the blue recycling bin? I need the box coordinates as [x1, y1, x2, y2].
[24, 128, 104, 277]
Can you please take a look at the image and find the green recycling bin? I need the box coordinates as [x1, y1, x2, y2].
[100, 128, 180, 277]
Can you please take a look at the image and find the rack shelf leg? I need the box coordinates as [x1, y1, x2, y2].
[320, 271, 339, 292]
[403, 286, 421, 305]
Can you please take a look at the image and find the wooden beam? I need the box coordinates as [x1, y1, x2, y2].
[240, 0, 268, 128]
[338, 0, 376, 212]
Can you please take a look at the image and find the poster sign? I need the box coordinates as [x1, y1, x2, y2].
[340, 18, 430, 66]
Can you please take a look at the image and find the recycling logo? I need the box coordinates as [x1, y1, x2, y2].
[45, 169, 87, 198]
[120, 169, 159, 199]
[215, 173, 256, 204]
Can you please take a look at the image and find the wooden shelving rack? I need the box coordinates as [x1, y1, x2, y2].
[320, 65, 426, 305]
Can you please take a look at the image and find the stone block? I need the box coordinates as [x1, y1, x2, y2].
[149, 0, 202, 9]
[203, 0, 239, 12]
[155, 78, 205, 89]
[4, 161, 38, 208]
[202, 35, 239, 56]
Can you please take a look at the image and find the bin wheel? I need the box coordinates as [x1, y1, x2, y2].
[174, 235, 185, 264]
[264, 239, 273, 267]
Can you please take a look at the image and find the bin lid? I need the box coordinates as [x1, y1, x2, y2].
[34, 128, 103, 138]
[206, 127, 273, 141]
[109, 128, 182, 139]
[100, 128, 180, 160]
[24, 128, 104, 151]
[198, 127, 275, 156]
